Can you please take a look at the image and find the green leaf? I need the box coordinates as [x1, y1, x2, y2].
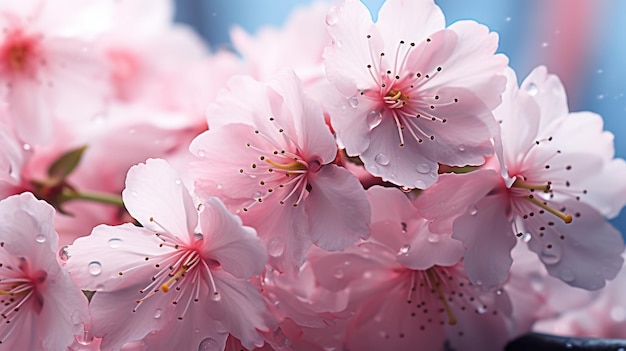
[47, 145, 88, 182]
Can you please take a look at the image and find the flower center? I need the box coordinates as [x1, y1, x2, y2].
[511, 178, 572, 224]
[0, 29, 40, 76]
[384, 90, 409, 109]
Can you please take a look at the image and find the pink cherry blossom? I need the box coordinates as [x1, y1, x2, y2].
[190, 70, 370, 274]
[0, 0, 111, 145]
[0, 192, 89, 350]
[417, 67, 625, 290]
[306, 187, 515, 350]
[66, 158, 273, 351]
[322, 0, 506, 188]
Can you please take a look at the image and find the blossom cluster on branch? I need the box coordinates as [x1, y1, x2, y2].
[0, 0, 624, 350]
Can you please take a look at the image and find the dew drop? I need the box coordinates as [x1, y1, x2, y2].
[333, 39, 343, 48]
[58, 245, 70, 262]
[427, 234, 440, 243]
[348, 96, 359, 108]
[401, 221, 408, 234]
[197, 203, 205, 212]
[400, 186, 412, 193]
[375, 153, 390, 166]
[539, 246, 562, 265]
[22, 143, 31, 151]
[414, 180, 427, 189]
[71, 310, 82, 325]
[153, 308, 163, 319]
[458, 144, 466, 152]
[211, 292, 221, 301]
[108, 238, 122, 248]
[198, 337, 220, 351]
[267, 237, 285, 257]
[416, 163, 430, 174]
[35, 234, 46, 243]
[334, 269, 344, 279]
[522, 232, 532, 243]
[216, 183, 223, 190]
[476, 305, 488, 314]
[495, 288, 503, 295]
[197, 149, 206, 158]
[194, 233, 204, 241]
[611, 306, 626, 322]
[367, 110, 383, 129]
[398, 244, 410, 255]
[526, 82, 538, 96]
[88, 261, 102, 276]
[325, 8, 339, 25]
[131, 191, 138, 197]
[475, 280, 483, 286]
[175, 178, 182, 185]
[468, 205, 478, 216]
[560, 269, 575, 282]
[95, 284, 105, 292]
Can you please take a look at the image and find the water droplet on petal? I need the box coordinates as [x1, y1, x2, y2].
[194, 233, 204, 241]
[476, 305, 488, 314]
[526, 83, 538, 96]
[131, 191, 138, 197]
[427, 234, 440, 243]
[197, 203, 205, 212]
[216, 183, 223, 190]
[375, 153, 390, 166]
[469, 205, 478, 216]
[416, 163, 430, 174]
[458, 144, 466, 152]
[611, 306, 626, 322]
[334, 269, 344, 279]
[175, 178, 182, 185]
[88, 261, 102, 276]
[153, 308, 163, 319]
[198, 337, 220, 351]
[211, 292, 221, 301]
[398, 244, 410, 255]
[267, 237, 285, 257]
[540, 245, 562, 265]
[348, 96, 359, 108]
[332, 39, 343, 48]
[475, 280, 483, 286]
[22, 143, 31, 151]
[197, 149, 206, 158]
[401, 222, 408, 234]
[560, 269, 575, 282]
[495, 288, 503, 295]
[400, 186, 412, 193]
[367, 110, 383, 129]
[71, 310, 82, 325]
[522, 232, 532, 243]
[95, 284, 104, 292]
[58, 245, 70, 262]
[414, 180, 427, 189]
[108, 238, 122, 248]
[35, 234, 46, 243]
[325, 8, 339, 25]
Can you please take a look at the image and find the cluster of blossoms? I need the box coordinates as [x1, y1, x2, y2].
[0, 0, 624, 350]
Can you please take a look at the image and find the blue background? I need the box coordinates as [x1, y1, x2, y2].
[173, 0, 626, 236]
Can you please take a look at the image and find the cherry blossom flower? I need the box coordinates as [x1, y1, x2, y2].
[0, 192, 90, 350]
[0, 0, 111, 144]
[307, 186, 515, 351]
[417, 67, 625, 290]
[322, 0, 507, 188]
[190, 70, 370, 274]
[66, 158, 273, 350]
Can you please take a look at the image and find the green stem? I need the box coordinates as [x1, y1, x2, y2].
[65, 190, 124, 207]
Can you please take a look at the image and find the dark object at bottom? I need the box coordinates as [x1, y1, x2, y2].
[506, 332, 626, 351]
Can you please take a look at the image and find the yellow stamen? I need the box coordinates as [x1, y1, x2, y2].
[387, 90, 403, 101]
[161, 265, 188, 293]
[512, 178, 551, 192]
[264, 159, 308, 171]
[526, 196, 573, 224]
[426, 268, 457, 326]
[0, 289, 15, 296]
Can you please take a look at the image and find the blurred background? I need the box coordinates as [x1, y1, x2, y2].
[173, 0, 626, 234]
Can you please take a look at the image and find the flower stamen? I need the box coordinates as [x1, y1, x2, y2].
[525, 195, 573, 224]
[426, 268, 457, 326]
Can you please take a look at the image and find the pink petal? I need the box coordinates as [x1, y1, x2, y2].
[305, 165, 371, 251]
[376, 0, 445, 46]
[416, 169, 501, 234]
[205, 271, 275, 350]
[397, 218, 464, 270]
[66, 223, 173, 292]
[452, 194, 516, 290]
[526, 200, 624, 290]
[199, 197, 266, 279]
[519, 65, 569, 131]
[123, 158, 198, 239]
[8, 78, 52, 145]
